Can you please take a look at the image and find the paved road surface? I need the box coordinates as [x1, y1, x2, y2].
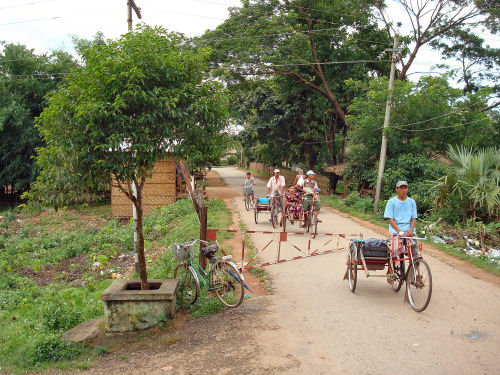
[214, 166, 500, 375]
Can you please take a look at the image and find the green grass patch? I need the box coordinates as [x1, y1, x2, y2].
[0, 198, 233, 372]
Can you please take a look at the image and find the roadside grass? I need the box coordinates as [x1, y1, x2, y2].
[0, 198, 233, 373]
[321, 195, 500, 277]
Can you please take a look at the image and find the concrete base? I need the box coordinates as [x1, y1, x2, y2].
[100, 279, 178, 333]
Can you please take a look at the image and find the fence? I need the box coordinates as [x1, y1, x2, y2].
[248, 162, 329, 193]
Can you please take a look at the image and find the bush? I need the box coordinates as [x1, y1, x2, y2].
[352, 197, 373, 213]
[23, 332, 83, 365]
[343, 192, 361, 206]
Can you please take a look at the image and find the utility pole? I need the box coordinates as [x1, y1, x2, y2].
[127, 0, 142, 31]
[373, 34, 399, 213]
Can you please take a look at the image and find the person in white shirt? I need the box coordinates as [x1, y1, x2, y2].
[266, 168, 286, 221]
[267, 168, 286, 196]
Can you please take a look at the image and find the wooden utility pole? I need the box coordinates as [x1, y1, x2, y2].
[127, 0, 142, 31]
[374, 34, 399, 213]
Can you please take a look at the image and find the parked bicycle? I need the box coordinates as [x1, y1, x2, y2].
[171, 239, 244, 308]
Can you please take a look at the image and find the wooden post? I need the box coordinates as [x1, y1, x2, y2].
[199, 206, 208, 270]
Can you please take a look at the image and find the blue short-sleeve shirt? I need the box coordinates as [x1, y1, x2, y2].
[383, 196, 418, 234]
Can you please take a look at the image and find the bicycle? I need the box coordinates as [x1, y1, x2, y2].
[269, 190, 285, 230]
[302, 195, 320, 236]
[171, 239, 245, 308]
[243, 186, 254, 211]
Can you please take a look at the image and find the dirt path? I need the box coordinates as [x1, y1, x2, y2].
[72, 167, 499, 375]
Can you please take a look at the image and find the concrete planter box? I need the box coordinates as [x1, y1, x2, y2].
[100, 279, 178, 333]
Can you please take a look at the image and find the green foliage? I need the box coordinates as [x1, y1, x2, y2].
[0, 43, 79, 191]
[0, 198, 232, 371]
[202, 0, 390, 172]
[432, 145, 500, 220]
[29, 25, 229, 209]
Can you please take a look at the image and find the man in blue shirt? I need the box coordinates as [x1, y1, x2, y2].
[383, 181, 418, 237]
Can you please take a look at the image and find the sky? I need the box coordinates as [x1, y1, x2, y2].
[0, 0, 498, 83]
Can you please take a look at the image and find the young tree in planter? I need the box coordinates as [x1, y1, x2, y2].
[29, 25, 229, 290]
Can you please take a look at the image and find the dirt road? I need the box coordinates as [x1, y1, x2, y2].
[78, 167, 499, 375]
[212, 167, 499, 375]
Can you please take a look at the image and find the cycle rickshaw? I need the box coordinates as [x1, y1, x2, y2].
[345, 235, 432, 312]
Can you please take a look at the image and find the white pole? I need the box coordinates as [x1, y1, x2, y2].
[374, 34, 399, 213]
[132, 181, 138, 272]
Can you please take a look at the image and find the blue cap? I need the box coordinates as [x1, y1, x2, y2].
[306, 170, 315, 175]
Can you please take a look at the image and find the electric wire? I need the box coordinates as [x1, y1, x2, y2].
[0, 0, 58, 10]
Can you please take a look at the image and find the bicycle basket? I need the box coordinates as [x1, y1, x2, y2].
[171, 242, 194, 261]
[243, 187, 253, 195]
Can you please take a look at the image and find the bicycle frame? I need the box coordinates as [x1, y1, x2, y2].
[185, 251, 233, 291]
[352, 236, 425, 279]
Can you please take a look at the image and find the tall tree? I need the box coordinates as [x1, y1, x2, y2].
[430, 28, 499, 94]
[0, 43, 78, 191]
[375, 0, 487, 81]
[201, 0, 389, 190]
[30, 26, 229, 289]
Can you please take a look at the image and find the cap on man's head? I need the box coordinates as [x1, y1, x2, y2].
[396, 181, 408, 188]
[306, 170, 315, 175]
[274, 168, 280, 173]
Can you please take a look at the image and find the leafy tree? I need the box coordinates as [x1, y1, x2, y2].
[201, 0, 390, 189]
[375, 0, 487, 80]
[345, 75, 499, 190]
[430, 28, 500, 94]
[0, 43, 78, 191]
[30, 25, 229, 289]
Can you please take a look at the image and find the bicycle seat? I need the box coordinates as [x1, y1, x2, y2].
[201, 244, 218, 259]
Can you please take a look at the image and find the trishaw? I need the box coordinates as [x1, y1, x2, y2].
[282, 193, 319, 235]
[254, 191, 284, 229]
[345, 235, 432, 312]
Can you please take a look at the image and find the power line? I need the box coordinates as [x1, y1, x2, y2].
[0, 9, 121, 27]
[391, 117, 489, 132]
[0, 0, 57, 10]
[201, 27, 390, 46]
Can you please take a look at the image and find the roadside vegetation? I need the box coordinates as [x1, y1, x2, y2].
[0, 198, 231, 372]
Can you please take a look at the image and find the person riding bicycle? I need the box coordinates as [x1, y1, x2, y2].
[383, 180, 417, 238]
[242, 172, 255, 204]
[284, 185, 303, 223]
[383, 181, 418, 284]
[298, 170, 321, 226]
[266, 168, 286, 221]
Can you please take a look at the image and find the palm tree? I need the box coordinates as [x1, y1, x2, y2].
[432, 145, 500, 219]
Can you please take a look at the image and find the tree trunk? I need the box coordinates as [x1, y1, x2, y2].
[134, 191, 149, 290]
[329, 173, 339, 194]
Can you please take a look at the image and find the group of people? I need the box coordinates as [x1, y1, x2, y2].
[244, 169, 418, 238]
[243, 168, 321, 227]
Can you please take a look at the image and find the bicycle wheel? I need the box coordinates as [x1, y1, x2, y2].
[213, 261, 244, 308]
[271, 205, 278, 228]
[391, 257, 405, 292]
[174, 263, 200, 305]
[406, 259, 432, 312]
[281, 210, 287, 232]
[306, 212, 311, 233]
[245, 194, 251, 211]
[254, 207, 259, 223]
[347, 244, 357, 292]
[312, 211, 318, 237]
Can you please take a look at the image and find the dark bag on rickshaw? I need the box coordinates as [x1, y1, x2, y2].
[362, 238, 389, 258]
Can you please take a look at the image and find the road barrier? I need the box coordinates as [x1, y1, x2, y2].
[206, 229, 363, 270]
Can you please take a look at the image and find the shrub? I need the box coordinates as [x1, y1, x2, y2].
[352, 197, 373, 213]
[343, 192, 361, 206]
